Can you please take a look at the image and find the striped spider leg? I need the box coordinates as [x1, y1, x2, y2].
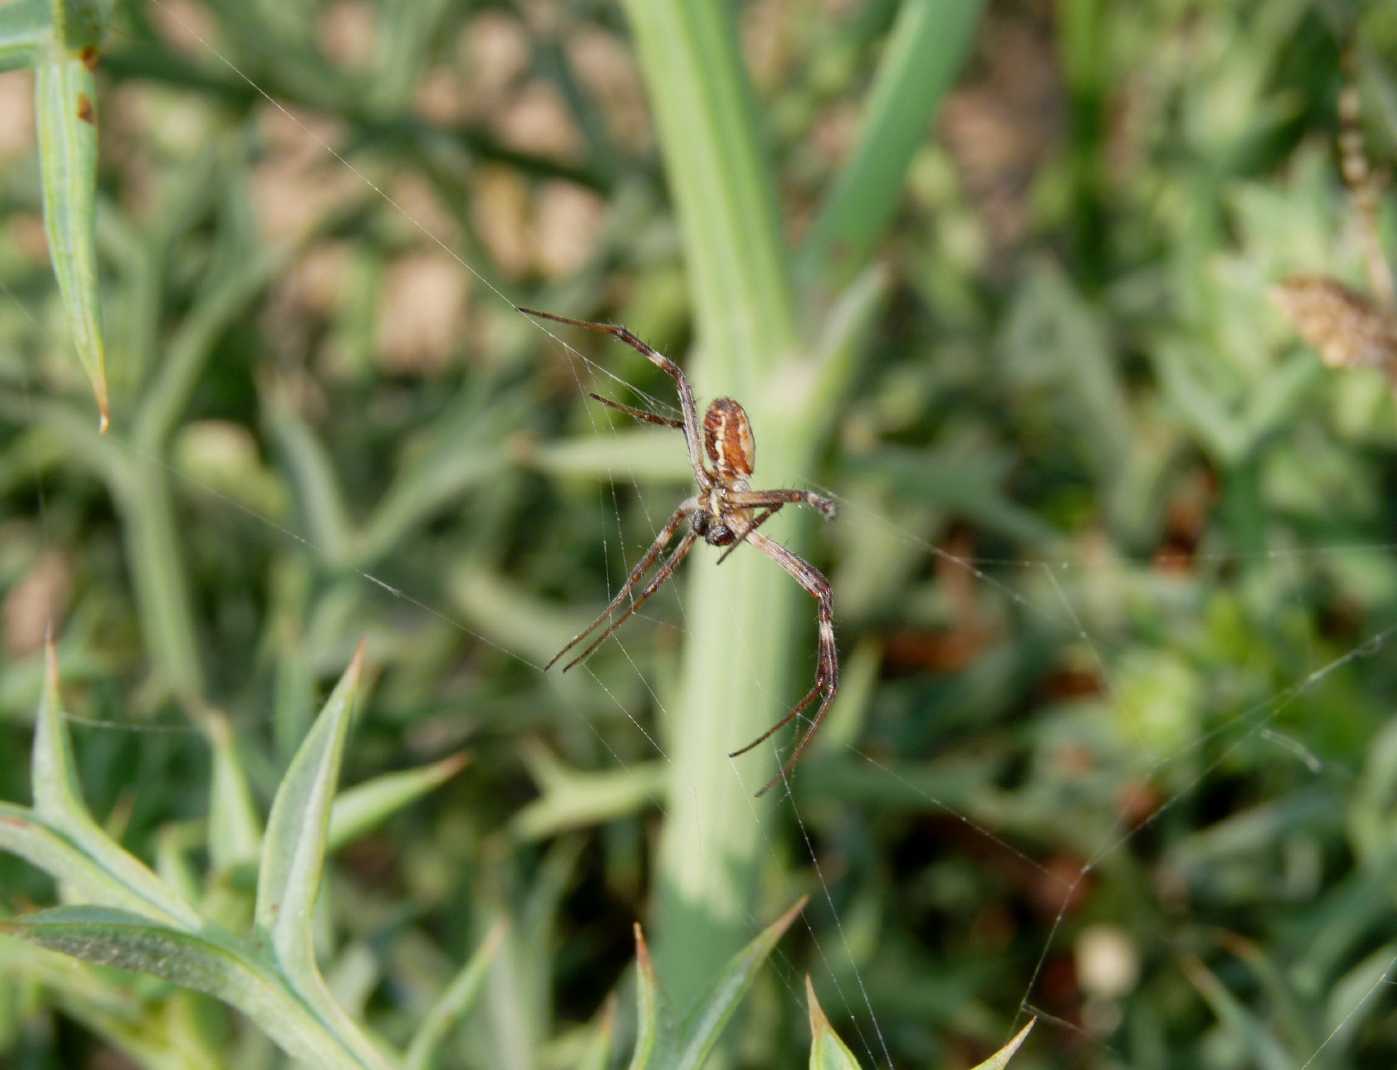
[521, 307, 838, 793]
[546, 501, 699, 672]
[725, 530, 839, 797]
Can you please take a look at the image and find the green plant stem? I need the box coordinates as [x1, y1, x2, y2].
[620, 0, 807, 1016]
[112, 454, 205, 705]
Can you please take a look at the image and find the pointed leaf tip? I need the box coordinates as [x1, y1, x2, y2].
[805, 974, 861, 1067]
[482, 914, 509, 955]
[35, 52, 109, 432]
[633, 921, 652, 972]
[438, 751, 471, 778]
[670, 897, 810, 1069]
[404, 917, 510, 1070]
[805, 974, 826, 1033]
[255, 652, 368, 979]
[629, 920, 661, 1070]
[772, 894, 810, 941]
[43, 629, 60, 693]
[968, 1019, 1035, 1070]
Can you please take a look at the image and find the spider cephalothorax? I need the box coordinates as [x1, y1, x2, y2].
[521, 307, 838, 795]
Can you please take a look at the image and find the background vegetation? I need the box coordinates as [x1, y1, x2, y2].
[4, 0, 1397, 1066]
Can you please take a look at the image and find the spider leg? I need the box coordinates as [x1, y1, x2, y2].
[727, 681, 819, 758]
[546, 504, 693, 671]
[519, 307, 709, 487]
[716, 488, 836, 565]
[727, 530, 839, 797]
[716, 505, 783, 565]
[588, 392, 684, 428]
[560, 531, 698, 672]
[727, 488, 837, 520]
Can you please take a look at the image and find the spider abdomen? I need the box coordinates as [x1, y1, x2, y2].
[703, 397, 756, 481]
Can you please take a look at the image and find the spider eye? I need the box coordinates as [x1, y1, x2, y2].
[703, 398, 755, 480]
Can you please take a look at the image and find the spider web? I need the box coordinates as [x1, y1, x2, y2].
[4, 6, 1397, 1069]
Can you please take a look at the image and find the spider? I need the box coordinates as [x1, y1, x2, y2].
[520, 306, 838, 795]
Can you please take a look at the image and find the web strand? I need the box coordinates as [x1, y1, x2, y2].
[5, 6, 1397, 1067]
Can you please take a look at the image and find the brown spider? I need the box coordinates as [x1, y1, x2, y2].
[521, 307, 838, 795]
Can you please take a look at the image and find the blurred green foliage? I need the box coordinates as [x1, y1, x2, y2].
[4, 0, 1397, 1067]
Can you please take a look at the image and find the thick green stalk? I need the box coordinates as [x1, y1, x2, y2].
[621, 0, 807, 1014]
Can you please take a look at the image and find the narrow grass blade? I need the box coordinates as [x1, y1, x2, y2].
[403, 918, 507, 1070]
[799, 0, 984, 283]
[666, 896, 808, 1070]
[265, 398, 356, 566]
[30, 641, 198, 928]
[527, 428, 692, 483]
[627, 922, 663, 1070]
[968, 1019, 1035, 1070]
[1182, 955, 1294, 1070]
[805, 975, 860, 1069]
[255, 645, 365, 981]
[116, 460, 207, 704]
[31, 636, 89, 821]
[328, 752, 469, 852]
[207, 712, 263, 871]
[2, 906, 375, 1070]
[136, 240, 300, 450]
[577, 996, 616, 1070]
[35, 45, 109, 431]
[155, 820, 203, 907]
[798, 265, 890, 439]
[0, 0, 51, 71]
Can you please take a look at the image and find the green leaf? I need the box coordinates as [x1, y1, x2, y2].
[1183, 954, 1292, 1070]
[512, 744, 665, 841]
[35, 44, 109, 431]
[403, 918, 506, 1070]
[627, 923, 663, 1070]
[255, 644, 365, 981]
[527, 427, 692, 483]
[328, 752, 469, 852]
[577, 996, 616, 1070]
[29, 642, 198, 928]
[2, 906, 375, 1070]
[206, 712, 263, 871]
[797, 264, 891, 441]
[665, 896, 808, 1070]
[799, 0, 985, 283]
[31, 636, 92, 822]
[135, 239, 301, 450]
[0, 0, 51, 71]
[805, 975, 861, 1069]
[0, 802, 194, 922]
[967, 1019, 1035, 1070]
[251, 646, 396, 1070]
